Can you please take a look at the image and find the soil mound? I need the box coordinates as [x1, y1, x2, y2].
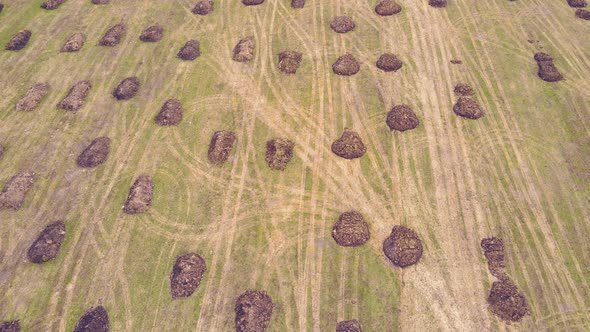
[233, 36, 255, 62]
[453, 97, 484, 119]
[278, 50, 302, 74]
[77, 137, 110, 168]
[99, 23, 125, 46]
[265, 138, 294, 170]
[0, 171, 35, 210]
[480, 237, 506, 280]
[5, 30, 31, 51]
[331, 16, 355, 33]
[208, 131, 236, 165]
[177, 40, 201, 60]
[113, 77, 140, 100]
[16, 83, 49, 112]
[429, 0, 447, 7]
[383, 225, 423, 268]
[375, 0, 402, 16]
[454, 83, 474, 96]
[123, 175, 153, 214]
[170, 253, 207, 298]
[336, 319, 362, 332]
[534, 52, 563, 82]
[376, 53, 402, 72]
[92, 0, 109, 4]
[61, 32, 86, 52]
[386, 105, 419, 132]
[0, 321, 20, 332]
[331, 129, 366, 159]
[291, 0, 305, 8]
[242, 0, 265, 5]
[332, 211, 370, 247]
[576, 8, 590, 19]
[487, 279, 529, 322]
[193, 0, 213, 15]
[140, 25, 163, 42]
[41, 0, 65, 10]
[155, 99, 183, 126]
[568, 0, 587, 7]
[74, 306, 109, 332]
[27, 220, 66, 264]
[332, 54, 360, 76]
[235, 290, 274, 332]
[58, 80, 92, 111]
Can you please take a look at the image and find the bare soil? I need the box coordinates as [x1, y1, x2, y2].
[99, 23, 126, 46]
[278, 50, 302, 74]
[27, 220, 66, 264]
[177, 40, 201, 60]
[58, 80, 92, 111]
[332, 54, 360, 76]
[123, 175, 154, 214]
[113, 77, 140, 100]
[534, 52, 564, 82]
[139, 25, 164, 42]
[16, 83, 49, 112]
[0, 170, 35, 210]
[61, 33, 86, 52]
[386, 105, 419, 132]
[331, 211, 370, 247]
[5, 30, 31, 51]
[376, 53, 402, 72]
[235, 290, 274, 332]
[233, 37, 255, 63]
[487, 279, 529, 322]
[375, 0, 402, 16]
[331, 129, 366, 159]
[77, 137, 111, 168]
[73, 306, 109, 332]
[208, 131, 236, 165]
[41, 0, 65, 10]
[331, 16, 355, 33]
[265, 138, 294, 170]
[170, 253, 207, 298]
[336, 319, 362, 332]
[383, 225, 423, 268]
[0, 321, 20, 332]
[192, 0, 213, 15]
[453, 97, 484, 119]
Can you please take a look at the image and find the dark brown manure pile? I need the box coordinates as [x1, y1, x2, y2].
[73, 306, 109, 332]
[113, 77, 140, 100]
[375, 0, 402, 16]
[77, 137, 110, 168]
[429, 0, 447, 7]
[481, 237, 507, 280]
[487, 279, 529, 322]
[92, 0, 109, 4]
[123, 175, 153, 214]
[0, 170, 35, 210]
[170, 253, 207, 298]
[291, 0, 305, 8]
[331, 129, 366, 159]
[41, 0, 65, 10]
[534, 52, 563, 82]
[235, 290, 274, 332]
[0, 321, 20, 332]
[376, 53, 402, 72]
[5, 30, 31, 51]
[568, 0, 587, 7]
[27, 220, 66, 264]
[386, 105, 419, 132]
[332, 54, 360, 76]
[193, 0, 213, 15]
[140, 25, 164, 42]
[99, 23, 125, 46]
[336, 319, 362, 332]
[155, 99, 183, 126]
[453, 97, 484, 119]
[332, 211, 370, 247]
[278, 50, 302, 74]
[233, 36, 255, 62]
[265, 138, 294, 170]
[177, 40, 201, 60]
[331, 16, 355, 33]
[61, 33, 86, 52]
[383, 225, 423, 268]
[454, 82, 474, 96]
[576, 8, 590, 19]
[16, 82, 49, 112]
[242, 0, 265, 5]
[208, 131, 236, 165]
[58, 80, 92, 111]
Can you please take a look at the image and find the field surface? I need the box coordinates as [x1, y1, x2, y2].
[0, 0, 589, 331]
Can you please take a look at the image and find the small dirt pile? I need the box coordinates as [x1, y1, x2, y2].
[383, 225, 423, 268]
[265, 138, 294, 170]
[0, 321, 20, 332]
[534, 52, 563, 82]
[331, 129, 366, 159]
[386, 105, 419, 132]
[140, 25, 164, 42]
[123, 175, 153, 214]
[376, 53, 402, 72]
[336, 319, 362, 332]
[332, 54, 360, 76]
[177, 40, 201, 60]
[58, 80, 92, 111]
[16, 83, 49, 112]
[487, 279, 529, 322]
[233, 36, 255, 62]
[99, 23, 125, 46]
[375, 0, 402, 16]
[193, 0, 213, 15]
[77, 137, 110, 168]
[208, 131, 236, 165]
[331, 16, 355, 33]
[155, 99, 183, 126]
[242, 0, 265, 5]
[74, 306, 109, 332]
[41, 0, 65, 10]
[576, 8, 590, 19]
[480, 237, 507, 280]
[113, 77, 140, 100]
[5, 30, 31, 51]
[235, 290, 274, 332]
[278, 50, 302, 74]
[27, 220, 66, 264]
[0, 171, 35, 210]
[429, 0, 447, 7]
[568, 0, 587, 7]
[92, 0, 109, 4]
[61, 33, 86, 52]
[332, 211, 370, 247]
[453, 97, 484, 119]
[170, 253, 207, 298]
[291, 0, 305, 8]
[454, 82, 474, 96]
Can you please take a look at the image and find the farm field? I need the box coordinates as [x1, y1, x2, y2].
[0, 0, 589, 331]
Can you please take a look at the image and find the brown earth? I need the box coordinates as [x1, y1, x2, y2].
[487, 279, 529, 322]
[383, 225, 423, 268]
[480, 237, 507, 280]
[233, 37, 255, 63]
[534, 52, 564, 82]
[235, 290, 274, 332]
[0, 170, 35, 210]
[278, 50, 302, 74]
[27, 220, 66, 264]
[58, 80, 92, 111]
[0, 321, 20, 332]
[155, 99, 183, 126]
[41, 0, 65, 10]
[265, 138, 294, 170]
[77, 137, 111, 168]
[242, 0, 265, 6]
[291, 0, 305, 8]
[330, 16, 355, 33]
[331, 211, 370, 247]
[376, 53, 402, 72]
[454, 83, 474, 96]
[386, 104, 419, 132]
[5, 30, 31, 51]
[91, 0, 109, 4]
[331, 129, 366, 159]
[139, 25, 164, 42]
[99, 23, 125, 46]
[567, 0, 587, 8]
[332, 54, 360, 76]
[170, 253, 207, 298]
[336, 319, 362, 332]
[177, 40, 201, 60]
[429, 0, 447, 8]
[192, 0, 213, 15]
[208, 130, 236, 165]
[16, 83, 49, 112]
[123, 175, 154, 214]
[576, 8, 590, 19]
[61, 32, 86, 52]
[375, 0, 402, 16]
[73, 306, 109, 332]
[113, 77, 140, 100]
[453, 96, 485, 119]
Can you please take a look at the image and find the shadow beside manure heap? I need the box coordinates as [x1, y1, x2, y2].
[429, 0, 447, 7]
[333, 54, 360, 76]
[113, 77, 140, 100]
[123, 175, 153, 214]
[386, 105, 419, 132]
[331, 16, 355, 33]
[266, 138, 294, 170]
[0, 171, 35, 210]
[41, 0, 65, 10]
[99, 23, 125, 46]
[291, 0, 305, 8]
[567, 0, 587, 7]
[193, 0, 214, 15]
[534, 52, 563, 82]
[77, 137, 110, 168]
[27, 220, 66, 264]
[58, 80, 92, 111]
[331, 129, 366, 159]
[376, 53, 402, 72]
[233, 36, 255, 62]
[16, 83, 49, 112]
[61, 33, 86, 52]
[0, 321, 20, 332]
[576, 8, 590, 19]
[140, 25, 164, 42]
[336, 319, 363, 332]
[235, 290, 274, 332]
[170, 253, 207, 298]
[5, 30, 31, 51]
[278, 50, 302, 74]
[177, 40, 201, 60]
[375, 0, 402, 16]
[155, 99, 183, 126]
[383, 225, 423, 268]
[332, 211, 370, 247]
[73, 306, 109, 332]
[208, 131, 236, 165]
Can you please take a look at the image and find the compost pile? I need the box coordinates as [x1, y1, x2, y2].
[208, 131, 236, 165]
[235, 290, 275, 332]
[331, 129, 366, 159]
[386, 105, 419, 132]
[170, 253, 207, 298]
[77, 137, 111, 168]
[265, 138, 294, 170]
[383, 225, 423, 268]
[123, 175, 154, 214]
[73, 306, 109, 332]
[27, 220, 66, 264]
[331, 211, 370, 247]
